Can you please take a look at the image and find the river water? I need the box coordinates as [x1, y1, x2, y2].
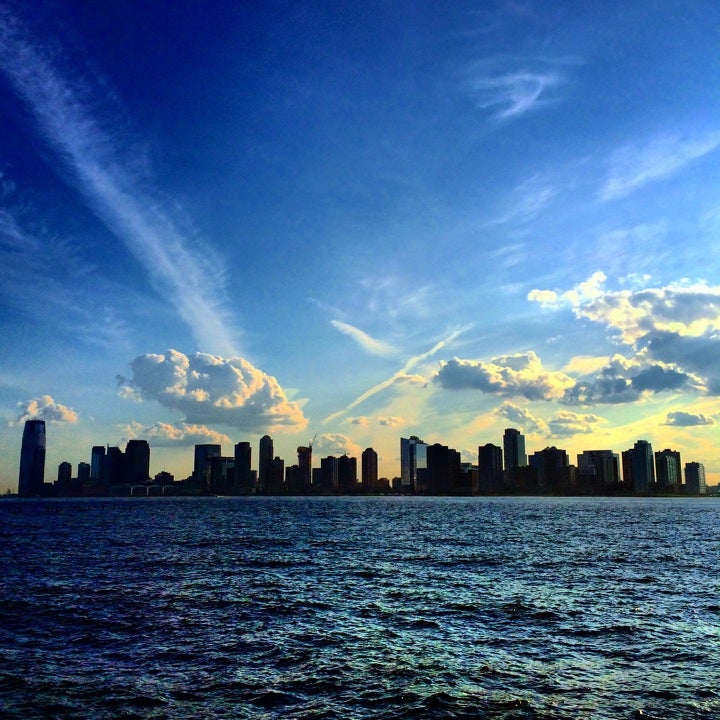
[1, 496, 719, 719]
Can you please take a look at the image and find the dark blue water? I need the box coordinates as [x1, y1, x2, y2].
[1, 496, 719, 719]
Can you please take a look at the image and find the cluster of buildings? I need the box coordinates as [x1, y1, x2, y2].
[14, 419, 709, 498]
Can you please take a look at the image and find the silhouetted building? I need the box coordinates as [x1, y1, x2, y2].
[259, 435, 273, 490]
[503, 428, 527, 470]
[194, 444, 221, 488]
[297, 445, 312, 490]
[400, 436, 427, 492]
[267, 456, 285, 493]
[530, 446, 569, 493]
[338, 454, 357, 492]
[20, 420, 49, 495]
[478, 443, 503, 493]
[234, 441, 253, 493]
[90, 445, 105, 482]
[361, 448, 378, 491]
[126, 439, 150, 484]
[684, 462, 706, 495]
[77, 462, 90, 484]
[57, 461, 71, 484]
[655, 449, 682, 492]
[622, 440, 654, 494]
[320, 456, 338, 492]
[104, 446, 126, 486]
[422, 443, 462, 494]
[577, 450, 620, 493]
[209, 456, 234, 494]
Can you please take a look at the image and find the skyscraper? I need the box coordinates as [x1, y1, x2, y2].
[361, 447, 378, 491]
[259, 435, 273, 490]
[125, 439, 150, 484]
[18, 419, 46, 497]
[400, 436, 427, 492]
[297, 445, 312, 489]
[685, 462, 706, 495]
[90, 445, 105, 482]
[478, 443, 503, 493]
[655, 449, 682, 491]
[194, 444, 221, 488]
[622, 440, 654, 494]
[503, 428, 527, 470]
[234, 441, 253, 493]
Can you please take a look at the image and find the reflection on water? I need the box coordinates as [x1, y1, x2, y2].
[1, 496, 719, 719]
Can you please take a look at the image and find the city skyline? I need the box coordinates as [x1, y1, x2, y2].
[2, 2, 720, 493]
[10, 420, 711, 497]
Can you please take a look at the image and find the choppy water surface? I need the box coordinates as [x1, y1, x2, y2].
[1, 496, 719, 719]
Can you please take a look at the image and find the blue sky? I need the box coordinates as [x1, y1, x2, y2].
[1, 1, 719, 491]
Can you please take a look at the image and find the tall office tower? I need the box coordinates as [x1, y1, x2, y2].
[503, 428, 527, 470]
[622, 440, 654, 494]
[234, 441, 253, 493]
[259, 435, 273, 489]
[655, 449, 682, 491]
[77, 462, 90, 484]
[361, 447, 378, 490]
[104, 446, 126, 486]
[57, 461, 72, 485]
[297, 445, 312, 489]
[18, 419, 46, 497]
[126, 439, 150, 484]
[529, 446, 569, 492]
[400, 436, 428, 492]
[424, 443, 462, 494]
[338, 454, 357, 492]
[268, 456, 285, 493]
[194, 444, 221, 487]
[90, 445, 105, 482]
[478, 443, 503, 493]
[320, 455, 339, 492]
[684, 462, 706, 495]
[577, 450, 620, 491]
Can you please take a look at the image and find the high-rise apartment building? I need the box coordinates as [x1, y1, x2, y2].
[577, 450, 620, 491]
[234, 441, 253, 493]
[503, 428, 527, 469]
[478, 443, 503, 493]
[18, 419, 46, 497]
[622, 440, 654, 494]
[655, 449, 682, 491]
[361, 447, 378, 490]
[194, 444, 221, 487]
[684, 462, 706, 495]
[90, 445, 105, 482]
[400, 436, 427, 491]
[126, 439, 150, 484]
[259, 435, 273, 490]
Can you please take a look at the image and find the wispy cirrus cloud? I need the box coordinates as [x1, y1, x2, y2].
[0, 9, 238, 355]
[323, 326, 470, 424]
[470, 68, 563, 120]
[330, 320, 396, 358]
[599, 131, 720, 201]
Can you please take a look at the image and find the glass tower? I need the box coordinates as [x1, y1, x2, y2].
[18, 419, 46, 497]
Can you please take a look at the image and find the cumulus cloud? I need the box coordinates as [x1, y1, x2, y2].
[313, 433, 361, 458]
[122, 421, 231, 447]
[118, 349, 307, 432]
[15, 395, 78, 424]
[547, 410, 604, 436]
[600, 131, 720, 201]
[530, 274, 720, 396]
[330, 320, 396, 358]
[495, 401, 548, 434]
[663, 411, 715, 427]
[562, 354, 700, 405]
[435, 351, 575, 401]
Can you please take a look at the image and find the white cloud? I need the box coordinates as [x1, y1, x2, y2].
[435, 351, 575, 401]
[330, 320, 396, 358]
[122, 420, 231, 447]
[547, 410, 604, 436]
[495, 401, 548, 434]
[471, 69, 563, 119]
[118, 349, 307, 432]
[15, 395, 78, 424]
[313, 433, 361, 458]
[599, 131, 720, 201]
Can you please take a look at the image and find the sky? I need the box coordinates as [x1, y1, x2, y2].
[1, 0, 720, 491]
